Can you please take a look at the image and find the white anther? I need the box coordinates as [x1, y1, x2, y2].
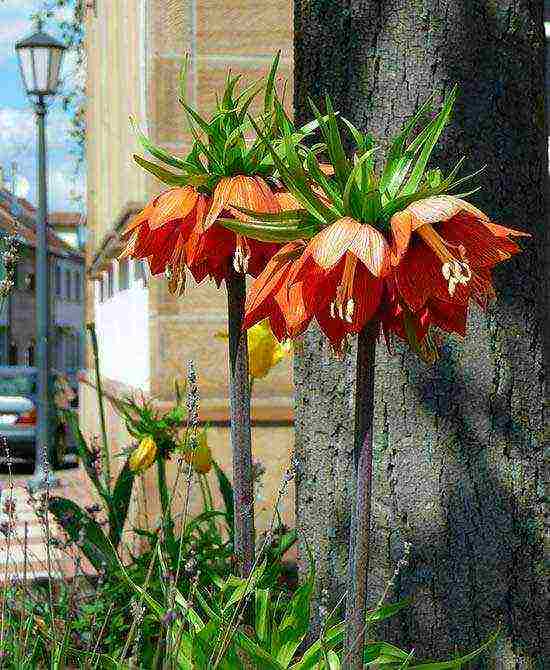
[330, 301, 336, 319]
[345, 298, 354, 323]
[442, 259, 471, 296]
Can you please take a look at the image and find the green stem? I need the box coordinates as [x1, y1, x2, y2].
[156, 457, 176, 555]
[199, 473, 219, 539]
[198, 474, 211, 512]
[87, 322, 111, 490]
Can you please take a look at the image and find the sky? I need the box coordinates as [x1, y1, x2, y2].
[0, 0, 85, 213]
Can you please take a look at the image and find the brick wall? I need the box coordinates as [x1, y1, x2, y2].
[84, 0, 296, 540]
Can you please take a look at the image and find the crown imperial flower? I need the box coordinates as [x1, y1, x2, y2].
[129, 436, 158, 473]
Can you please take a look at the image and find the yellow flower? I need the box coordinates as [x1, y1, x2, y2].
[184, 429, 212, 474]
[247, 320, 291, 380]
[129, 436, 158, 472]
[215, 320, 291, 381]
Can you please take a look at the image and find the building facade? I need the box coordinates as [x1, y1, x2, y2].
[82, 1, 294, 527]
[0, 187, 85, 384]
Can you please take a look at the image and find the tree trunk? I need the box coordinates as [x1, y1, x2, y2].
[294, 1, 547, 665]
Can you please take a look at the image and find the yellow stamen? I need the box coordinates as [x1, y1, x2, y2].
[331, 253, 358, 322]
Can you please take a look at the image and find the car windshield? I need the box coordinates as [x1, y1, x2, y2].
[0, 375, 36, 396]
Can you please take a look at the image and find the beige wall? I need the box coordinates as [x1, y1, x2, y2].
[79, 379, 295, 537]
[84, 0, 295, 528]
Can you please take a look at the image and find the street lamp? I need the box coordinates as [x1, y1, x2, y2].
[15, 21, 66, 489]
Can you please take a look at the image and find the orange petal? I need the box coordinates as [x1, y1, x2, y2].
[185, 195, 211, 266]
[122, 202, 154, 238]
[348, 223, 391, 277]
[389, 210, 413, 266]
[405, 195, 467, 228]
[245, 241, 305, 317]
[481, 220, 530, 239]
[204, 177, 234, 229]
[319, 163, 335, 176]
[227, 175, 280, 221]
[310, 217, 361, 268]
[149, 186, 199, 230]
[275, 191, 302, 211]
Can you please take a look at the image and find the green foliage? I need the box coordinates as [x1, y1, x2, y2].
[223, 87, 486, 243]
[131, 53, 324, 194]
[52, 409, 135, 553]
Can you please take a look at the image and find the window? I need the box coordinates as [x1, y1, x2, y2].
[8, 341, 18, 365]
[74, 270, 81, 302]
[107, 266, 114, 298]
[134, 259, 148, 286]
[55, 265, 62, 297]
[55, 331, 64, 369]
[118, 258, 129, 291]
[0, 328, 7, 364]
[65, 268, 72, 301]
[25, 343, 35, 367]
[25, 273, 35, 291]
[98, 276, 105, 303]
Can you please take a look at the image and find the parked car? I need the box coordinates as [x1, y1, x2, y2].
[0, 366, 71, 469]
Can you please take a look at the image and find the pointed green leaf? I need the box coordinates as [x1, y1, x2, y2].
[63, 410, 107, 500]
[133, 154, 184, 186]
[379, 93, 435, 195]
[213, 462, 234, 536]
[219, 217, 318, 243]
[407, 631, 499, 669]
[264, 51, 281, 113]
[48, 497, 120, 573]
[400, 86, 458, 196]
[108, 459, 135, 548]
[130, 116, 187, 170]
[255, 589, 271, 645]
[343, 148, 378, 213]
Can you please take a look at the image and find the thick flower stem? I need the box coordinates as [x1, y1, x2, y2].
[226, 270, 255, 576]
[344, 323, 377, 670]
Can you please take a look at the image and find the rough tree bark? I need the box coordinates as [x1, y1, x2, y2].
[294, 1, 547, 666]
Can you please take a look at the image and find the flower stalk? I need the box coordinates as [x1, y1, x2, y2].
[344, 322, 377, 669]
[156, 456, 177, 556]
[226, 270, 255, 576]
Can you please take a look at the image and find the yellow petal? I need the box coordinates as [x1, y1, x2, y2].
[129, 436, 158, 473]
[184, 429, 212, 474]
[247, 320, 289, 379]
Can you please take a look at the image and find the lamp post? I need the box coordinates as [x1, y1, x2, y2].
[15, 21, 66, 489]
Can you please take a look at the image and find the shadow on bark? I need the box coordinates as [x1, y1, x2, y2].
[379, 343, 546, 669]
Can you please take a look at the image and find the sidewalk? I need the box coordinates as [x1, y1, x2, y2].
[0, 459, 99, 582]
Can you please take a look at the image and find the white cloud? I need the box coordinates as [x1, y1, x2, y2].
[48, 163, 85, 211]
[0, 1, 40, 9]
[0, 106, 73, 161]
[0, 18, 32, 64]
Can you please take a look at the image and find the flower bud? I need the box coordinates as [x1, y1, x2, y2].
[129, 436, 158, 472]
[247, 320, 291, 380]
[184, 429, 212, 474]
